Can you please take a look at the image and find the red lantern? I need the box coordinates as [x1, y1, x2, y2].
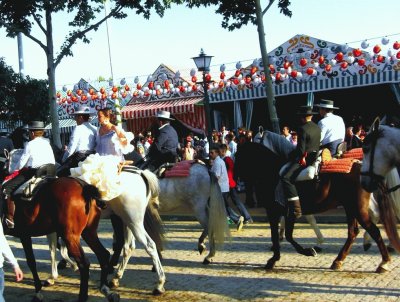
[218, 80, 224, 88]
[306, 67, 314, 75]
[192, 84, 197, 91]
[148, 81, 154, 89]
[393, 41, 400, 50]
[325, 64, 332, 72]
[111, 93, 117, 99]
[290, 70, 298, 78]
[89, 88, 95, 95]
[81, 95, 87, 101]
[56, 92, 61, 98]
[112, 86, 118, 93]
[144, 91, 150, 97]
[357, 58, 366, 66]
[261, 74, 266, 82]
[67, 90, 72, 97]
[101, 94, 106, 100]
[299, 58, 307, 67]
[373, 45, 381, 54]
[122, 92, 127, 98]
[71, 96, 78, 102]
[336, 52, 344, 62]
[205, 74, 211, 82]
[318, 56, 325, 65]
[164, 80, 169, 89]
[353, 49, 362, 57]
[245, 77, 251, 85]
[156, 90, 161, 96]
[376, 55, 384, 63]
[234, 70, 241, 77]
[340, 61, 348, 69]
[250, 66, 258, 75]
[283, 61, 290, 69]
[91, 94, 97, 100]
[179, 86, 185, 92]
[191, 76, 197, 83]
[220, 72, 225, 79]
[100, 87, 105, 94]
[124, 84, 130, 91]
[136, 83, 142, 90]
[275, 72, 282, 81]
[76, 89, 82, 96]
[233, 78, 239, 85]
[397, 51, 400, 59]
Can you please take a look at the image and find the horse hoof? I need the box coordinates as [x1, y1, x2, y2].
[363, 243, 372, 251]
[265, 260, 275, 270]
[198, 244, 206, 255]
[152, 287, 165, 296]
[202, 258, 212, 265]
[31, 293, 44, 302]
[313, 246, 322, 253]
[43, 278, 55, 287]
[57, 259, 68, 270]
[107, 292, 120, 302]
[330, 261, 342, 271]
[376, 266, 389, 274]
[108, 279, 119, 289]
[305, 248, 317, 257]
[151, 265, 156, 272]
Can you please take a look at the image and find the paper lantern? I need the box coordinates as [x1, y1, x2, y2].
[111, 86, 118, 93]
[220, 72, 225, 79]
[218, 80, 224, 88]
[56, 92, 61, 98]
[148, 82, 154, 89]
[124, 84, 130, 91]
[190, 68, 196, 77]
[136, 83, 142, 90]
[275, 72, 282, 81]
[353, 49, 362, 57]
[318, 56, 325, 65]
[381, 37, 390, 45]
[396, 51, 400, 59]
[290, 70, 298, 78]
[373, 45, 381, 54]
[220, 64, 226, 72]
[357, 58, 365, 66]
[376, 55, 384, 63]
[134, 76, 139, 84]
[299, 58, 308, 67]
[250, 66, 258, 75]
[283, 61, 291, 69]
[62, 85, 68, 92]
[340, 61, 348, 69]
[235, 62, 242, 69]
[205, 74, 211, 82]
[393, 41, 400, 50]
[335, 52, 344, 62]
[325, 64, 332, 72]
[164, 80, 170, 89]
[234, 70, 241, 77]
[191, 76, 197, 83]
[100, 87, 105, 94]
[306, 67, 314, 75]
[361, 40, 369, 49]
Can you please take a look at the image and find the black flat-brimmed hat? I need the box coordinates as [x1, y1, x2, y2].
[314, 99, 339, 109]
[296, 106, 318, 115]
[27, 121, 46, 130]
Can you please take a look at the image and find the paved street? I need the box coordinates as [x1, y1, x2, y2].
[3, 219, 400, 302]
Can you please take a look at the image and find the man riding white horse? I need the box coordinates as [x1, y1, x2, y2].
[137, 110, 179, 172]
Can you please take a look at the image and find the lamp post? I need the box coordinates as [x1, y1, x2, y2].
[192, 49, 213, 143]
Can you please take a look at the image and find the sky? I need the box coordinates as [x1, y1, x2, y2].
[1, 0, 399, 90]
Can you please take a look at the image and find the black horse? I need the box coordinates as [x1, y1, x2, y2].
[234, 132, 399, 273]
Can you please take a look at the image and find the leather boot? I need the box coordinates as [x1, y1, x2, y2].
[6, 197, 15, 229]
[289, 198, 302, 219]
[96, 199, 108, 210]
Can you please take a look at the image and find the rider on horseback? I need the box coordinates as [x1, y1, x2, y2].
[2, 121, 55, 229]
[57, 105, 97, 177]
[137, 110, 179, 172]
[280, 106, 321, 218]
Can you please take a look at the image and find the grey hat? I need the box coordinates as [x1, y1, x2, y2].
[71, 105, 94, 115]
[156, 110, 174, 121]
[314, 99, 339, 110]
[27, 121, 46, 130]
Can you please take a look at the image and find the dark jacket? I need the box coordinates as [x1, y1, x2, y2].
[148, 124, 179, 157]
[289, 121, 321, 165]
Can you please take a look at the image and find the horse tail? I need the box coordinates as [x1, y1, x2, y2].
[82, 183, 101, 214]
[385, 168, 400, 220]
[208, 171, 231, 248]
[376, 175, 400, 252]
[140, 169, 165, 252]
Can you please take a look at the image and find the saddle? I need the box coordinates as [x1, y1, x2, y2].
[13, 164, 57, 202]
[279, 152, 322, 182]
[155, 160, 204, 179]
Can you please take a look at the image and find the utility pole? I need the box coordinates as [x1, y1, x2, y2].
[17, 33, 25, 79]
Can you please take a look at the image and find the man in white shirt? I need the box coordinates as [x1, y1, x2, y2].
[2, 121, 55, 228]
[225, 133, 237, 160]
[315, 99, 345, 156]
[209, 145, 244, 231]
[57, 105, 97, 176]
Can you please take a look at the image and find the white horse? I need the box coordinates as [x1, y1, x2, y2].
[5, 150, 166, 295]
[360, 117, 400, 252]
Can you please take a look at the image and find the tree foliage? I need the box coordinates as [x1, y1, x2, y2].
[187, 0, 292, 30]
[0, 57, 18, 122]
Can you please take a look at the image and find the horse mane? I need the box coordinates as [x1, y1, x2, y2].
[261, 130, 295, 160]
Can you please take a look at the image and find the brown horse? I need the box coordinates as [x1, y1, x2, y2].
[234, 132, 400, 273]
[4, 177, 119, 302]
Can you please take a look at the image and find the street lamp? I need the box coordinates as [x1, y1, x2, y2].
[192, 48, 213, 143]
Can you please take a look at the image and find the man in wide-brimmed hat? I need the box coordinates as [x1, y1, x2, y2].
[315, 99, 345, 156]
[2, 121, 55, 229]
[57, 105, 97, 177]
[280, 106, 321, 219]
[138, 110, 179, 171]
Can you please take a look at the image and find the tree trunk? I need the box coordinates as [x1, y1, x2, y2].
[255, 0, 280, 134]
[45, 9, 61, 149]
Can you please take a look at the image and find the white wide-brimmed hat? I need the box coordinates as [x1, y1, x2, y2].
[314, 99, 339, 110]
[71, 105, 94, 115]
[155, 110, 174, 121]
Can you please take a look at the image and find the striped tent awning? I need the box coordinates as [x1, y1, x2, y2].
[121, 97, 203, 119]
[45, 119, 77, 133]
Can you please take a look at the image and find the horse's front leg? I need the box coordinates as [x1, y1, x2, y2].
[44, 233, 58, 287]
[265, 208, 282, 270]
[285, 212, 317, 257]
[20, 236, 43, 302]
[331, 216, 359, 271]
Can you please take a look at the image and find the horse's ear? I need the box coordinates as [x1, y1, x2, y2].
[371, 116, 380, 133]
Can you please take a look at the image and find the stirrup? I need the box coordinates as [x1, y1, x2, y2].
[5, 218, 15, 229]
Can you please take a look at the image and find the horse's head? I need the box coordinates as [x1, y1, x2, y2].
[361, 117, 398, 192]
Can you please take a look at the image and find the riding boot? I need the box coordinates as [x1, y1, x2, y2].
[6, 197, 15, 229]
[96, 199, 108, 210]
[288, 198, 302, 219]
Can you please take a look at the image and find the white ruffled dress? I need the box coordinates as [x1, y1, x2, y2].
[70, 129, 134, 201]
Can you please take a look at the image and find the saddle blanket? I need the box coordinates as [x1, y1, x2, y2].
[341, 148, 363, 160]
[320, 158, 358, 174]
[164, 160, 194, 178]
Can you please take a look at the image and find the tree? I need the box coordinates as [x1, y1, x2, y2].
[0, 57, 18, 124]
[188, 0, 292, 133]
[0, 0, 177, 148]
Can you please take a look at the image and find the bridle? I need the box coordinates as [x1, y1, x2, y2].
[360, 129, 400, 194]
